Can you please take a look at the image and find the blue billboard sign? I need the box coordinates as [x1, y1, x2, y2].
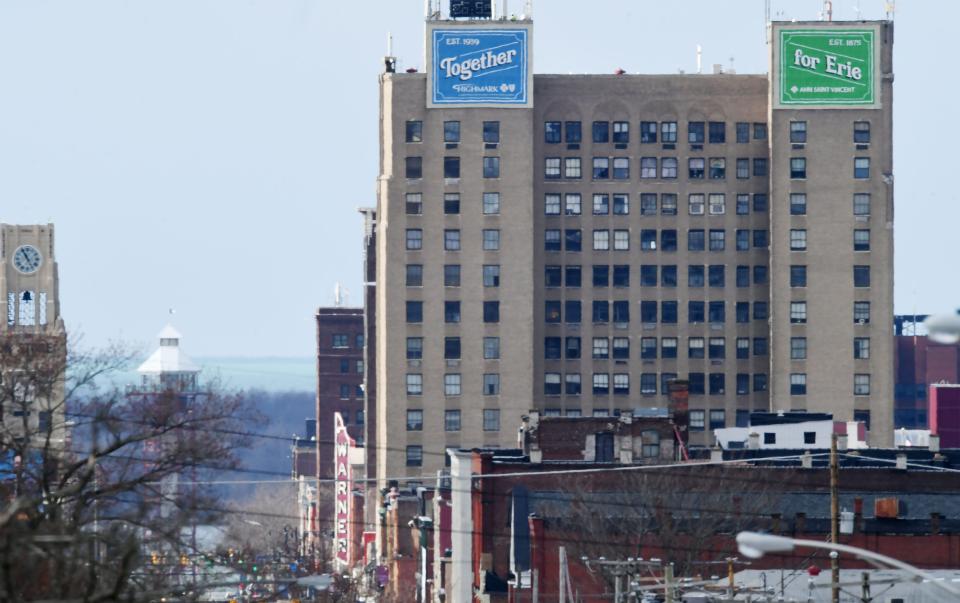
[430, 28, 529, 106]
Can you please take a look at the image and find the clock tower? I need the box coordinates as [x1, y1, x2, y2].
[1, 224, 62, 332]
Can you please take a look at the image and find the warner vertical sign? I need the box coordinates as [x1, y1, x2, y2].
[333, 412, 354, 566]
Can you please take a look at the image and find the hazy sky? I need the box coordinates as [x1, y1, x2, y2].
[0, 0, 954, 357]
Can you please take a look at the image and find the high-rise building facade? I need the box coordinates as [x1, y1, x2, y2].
[375, 10, 895, 482]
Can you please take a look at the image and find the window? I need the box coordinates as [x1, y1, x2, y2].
[444, 193, 460, 214]
[737, 338, 750, 359]
[406, 120, 422, 143]
[614, 373, 630, 395]
[803, 431, 816, 445]
[545, 373, 561, 395]
[357, 410, 364, 425]
[444, 229, 461, 251]
[484, 337, 500, 359]
[854, 301, 871, 324]
[444, 264, 461, 287]
[444, 373, 462, 396]
[854, 337, 870, 360]
[545, 300, 561, 322]
[565, 121, 582, 142]
[661, 194, 678, 215]
[709, 337, 725, 359]
[753, 194, 768, 212]
[545, 265, 562, 287]
[544, 193, 560, 215]
[593, 230, 610, 251]
[790, 301, 807, 324]
[736, 265, 749, 287]
[854, 229, 870, 251]
[853, 193, 871, 216]
[640, 337, 656, 359]
[753, 230, 768, 249]
[613, 194, 630, 214]
[444, 120, 460, 142]
[406, 337, 423, 359]
[612, 300, 630, 324]
[854, 121, 871, 143]
[483, 301, 500, 323]
[545, 121, 562, 143]
[640, 230, 656, 251]
[483, 192, 500, 215]
[790, 229, 807, 251]
[445, 410, 461, 432]
[641, 157, 657, 178]
[709, 193, 725, 215]
[613, 121, 629, 143]
[444, 156, 460, 178]
[484, 121, 500, 143]
[483, 156, 500, 178]
[592, 265, 609, 287]
[566, 300, 581, 323]
[444, 337, 461, 359]
[689, 337, 705, 359]
[592, 121, 609, 143]
[406, 373, 422, 395]
[545, 336, 561, 359]
[593, 373, 610, 395]
[406, 229, 423, 250]
[854, 265, 870, 287]
[661, 121, 678, 142]
[406, 192, 422, 215]
[567, 336, 582, 359]
[709, 301, 725, 323]
[791, 337, 807, 360]
[406, 264, 423, 286]
[483, 409, 500, 431]
[662, 337, 678, 359]
[753, 158, 768, 176]
[406, 445, 423, 467]
[790, 157, 806, 179]
[483, 374, 500, 395]
[764, 433, 776, 445]
[593, 157, 610, 179]
[790, 193, 807, 215]
[708, 265, 725, 288]
[736, 122, 749, 143]
[614, 230, 630, 250]
[565, 373, 581, 395]
[709, 409, 726, 429]
[688, 158, 705, 179]
[737, 374, 750, 395]
[406, 301, 423, 323]
[688, 194, 705, 215]
[641, 430, 660, 457]
[709, 230, 725, 251]
[593, 194, 609, 215]
[407, 409, 424, 430]
[791, 265, 807, 287]
[608, 264, 627, 287]
[661, 265, 677, 287]
[545, 157, 561, 179]
[444, 301, 461, 323]
[854, 157, 870, 179]
[339, 383, 350, 398]
[790, 121, 807, 143]
[688, 121, 705, 143]
[661, 229, 678, 251]
[565, 194, 582, 216]
[736, 230, 749, 251]
[708, 121, 725, 143]
[710, 157, 727, 180]
[854, 374, 871, 395]
[592, 337, 609, 359]
[689, 410, 705, 431]
[753, 123, 767, 140]
[660, 157, 678, 179]
[736, 158, 749, 179]
[753, 373, 768, 392]
[736, 302, 749, 323]
[640, 120, 657, 143]
[641, 301, 659, 323]
[565, 157, 582, 178]
[483, 229, 500, 251]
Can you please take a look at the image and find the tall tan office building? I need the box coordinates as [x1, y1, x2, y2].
[375, 10, 894, 482]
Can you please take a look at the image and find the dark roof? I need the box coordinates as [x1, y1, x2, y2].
[749, 412, 833, 426]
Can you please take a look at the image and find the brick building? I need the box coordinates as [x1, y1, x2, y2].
[894, 315, 960, 428]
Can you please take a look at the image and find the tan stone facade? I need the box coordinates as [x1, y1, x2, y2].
[376, 19, 895, 483]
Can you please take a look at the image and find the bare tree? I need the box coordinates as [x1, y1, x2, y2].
[0, 335, 262, 602]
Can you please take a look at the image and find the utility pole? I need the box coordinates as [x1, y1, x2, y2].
[727, 557, 735, 598]
[830, 432, 840, 603]
[664, 563, 674, 603]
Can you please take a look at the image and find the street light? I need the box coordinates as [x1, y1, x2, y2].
[925, 310, 960, 344]
[736, 532, 960, 597]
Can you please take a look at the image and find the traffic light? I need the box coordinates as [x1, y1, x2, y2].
[252, 564, 258, 573]
[180, 554, 189, 566]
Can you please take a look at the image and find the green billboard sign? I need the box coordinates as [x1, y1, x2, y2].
[779, 29, 875, 106]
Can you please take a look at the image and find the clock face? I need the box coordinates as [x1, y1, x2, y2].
[12, 245, 42, 274]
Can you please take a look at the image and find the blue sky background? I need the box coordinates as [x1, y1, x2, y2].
[0, 0, 954, 357]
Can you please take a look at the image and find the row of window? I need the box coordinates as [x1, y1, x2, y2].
[337, 383, 364, 399]
[545, 335, 769, 360]
[405, 373, 501, 396]
[542, 156, 768, 180]
[542, 228, 765, 252]
[789, 120, 871, 144]
[335, 409, 364, 426]
[791, 301, 874, 324]
[788, 156, 872, 180]
[789, 337, 871, 361]
[337, 358, 364, 374]
[406, 408, 501, 432]
[406, 336, 502, 360]
[406, 301, 500, 323]
[405, 120, 501, 144]
[405, 228, 502, 251]
[331, 333, 364, 349]
[543, 300, 768, 324]
[789, 373, 873, 396]
[405, 156, 501, 179]
[543, 264, 770, 288]
[542, 192, 770, 216]
[406, 264, 502, 287]
[405, 192, 502, 216]
[543, 120, 768, 145]
[544, 371, 768, 396]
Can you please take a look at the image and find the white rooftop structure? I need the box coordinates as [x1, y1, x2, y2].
[136, 324, 200, 391]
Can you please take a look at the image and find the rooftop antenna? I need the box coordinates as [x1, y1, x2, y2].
[854, 0, 862, 19]
[823, 0, 833, 21]
[384, 32, 396, 73]
[525, 0, 532, 18]
[764, 0, 771, 44]
[696, 45, 702, 74]
[885, 1, 895, 20]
